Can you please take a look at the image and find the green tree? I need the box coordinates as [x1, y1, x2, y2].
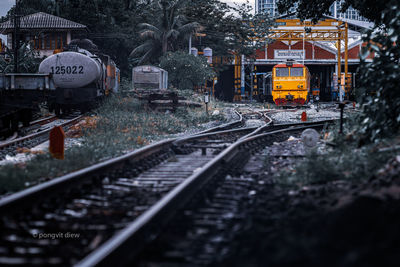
[15, 0, 146, 77]
[130, 0, 202, 65]
[159, 51, 215, 90]
[356, 0, 400, 142]
[0, 43, 42, 73]
[276, 0, 386, 25]
[183, 0, 272, 58]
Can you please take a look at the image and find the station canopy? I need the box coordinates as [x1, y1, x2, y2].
[269, 13, 373, 52]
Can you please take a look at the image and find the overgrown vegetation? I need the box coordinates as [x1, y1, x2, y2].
[0, 87, 226, 193]
[277, 114, 398, 188]
[0, 43, 41, 73]
[281, 143, 395, 187]
[356, 0, 400, 143]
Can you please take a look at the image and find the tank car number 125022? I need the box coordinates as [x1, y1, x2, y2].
[50, 66, 84, 75]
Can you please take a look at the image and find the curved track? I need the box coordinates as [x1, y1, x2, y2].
[0, 112, 334, 266]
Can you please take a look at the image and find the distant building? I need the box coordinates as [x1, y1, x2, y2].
[0, 12, 88, 57]
[256, 0, 297, 17]
[256, 0, 370, 23]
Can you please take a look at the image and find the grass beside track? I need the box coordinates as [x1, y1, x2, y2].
[0, 93, 226, 194]
[277, 118, 399, 187]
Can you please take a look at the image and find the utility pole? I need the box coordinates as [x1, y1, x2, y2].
[250, 59, 254, 101]
[13, 0, 20, 73]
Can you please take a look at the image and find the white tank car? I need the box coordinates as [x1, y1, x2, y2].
[38, 48, 109, 115]
[39, 49, 103, 88]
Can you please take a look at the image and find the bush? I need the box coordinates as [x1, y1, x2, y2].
[0, 43, 42, 73]
[357, 0, 400, 143]
[159, 51, 215, 90]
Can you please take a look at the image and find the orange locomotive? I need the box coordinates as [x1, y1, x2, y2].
[271, 60, 310, 106]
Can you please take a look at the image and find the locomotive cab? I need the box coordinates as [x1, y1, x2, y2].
[272, 60, 310, 106]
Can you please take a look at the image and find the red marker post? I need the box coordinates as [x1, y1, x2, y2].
[49, 126, 65, 159]
[301, 111, 307, 122]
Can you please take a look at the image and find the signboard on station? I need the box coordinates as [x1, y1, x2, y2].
[274, 50, 305, 59]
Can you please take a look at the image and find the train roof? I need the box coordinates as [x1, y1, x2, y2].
[273, 63, 306, 68]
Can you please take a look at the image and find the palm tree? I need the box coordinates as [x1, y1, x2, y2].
[130, 0, 202, 65]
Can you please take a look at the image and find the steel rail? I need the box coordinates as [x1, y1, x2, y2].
[0, 115, 82, 151]
[0, 115, 335, 266]
[196, 110, 243, 134]
[0, 138, 174, 212]
[0, 119, 335, 212]
[0, 111, 253, 213]
[0, 120, 255, 212]
[29, 115, 57, 126]
[173, 110, 276, 146]
[239, 118, 337, 141]
[0, 116, 257, 212]
[76, 121, 332, 267]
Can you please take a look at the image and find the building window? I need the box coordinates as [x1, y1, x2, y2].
[32, 32, 67, 50]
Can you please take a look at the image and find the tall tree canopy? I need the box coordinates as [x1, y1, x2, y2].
[7, 0, 271, 76]
[11, 0, 150, 77]
[130, 0, 202, 65]
[183, 0, 272, 58]
[276, 0, 387, 25]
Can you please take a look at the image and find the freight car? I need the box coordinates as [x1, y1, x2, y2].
[272, 60, 310, 106]
[0, 44, 119, 136]
[132, 65, 168, 90]
[39, 46, 120, 115]
[0, 73, 55, 136]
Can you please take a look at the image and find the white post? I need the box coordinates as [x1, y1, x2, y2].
[334, 1, 337, 18]
[67, 31, 71, 44]
[188, 35, 192, 54]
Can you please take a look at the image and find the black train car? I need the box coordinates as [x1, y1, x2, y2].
[214, 66, 234, 102]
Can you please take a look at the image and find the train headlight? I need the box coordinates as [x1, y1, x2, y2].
[297, 85, 301, 88]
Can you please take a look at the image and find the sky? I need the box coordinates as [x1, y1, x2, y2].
[0, 0, 14, 17]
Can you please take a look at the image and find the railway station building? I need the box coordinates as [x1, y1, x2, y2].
[253, 14, 373, 101]
[0, 12, 88, 57]
[215, 14, 374, 102]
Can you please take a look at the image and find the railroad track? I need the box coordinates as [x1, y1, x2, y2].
[135, 126, 319, 265]
[196, 110, 245, 134]
[0, 113, 271, 265]
[198, 109, 272, 135]
[0, 116, 83, 161]
[0, 114, 334, 266]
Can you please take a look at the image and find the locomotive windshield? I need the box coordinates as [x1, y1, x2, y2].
[290, 68, 304, 77]
[275, 67, 289, 77]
